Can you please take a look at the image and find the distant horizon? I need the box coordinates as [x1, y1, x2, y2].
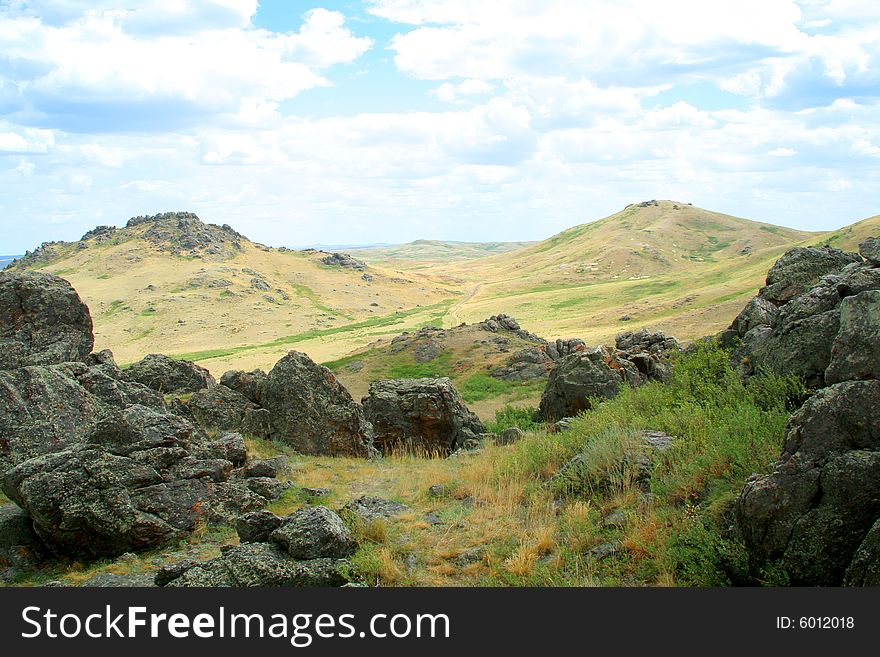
[5, 198, 878, 255]
[2, 2, 879, 253]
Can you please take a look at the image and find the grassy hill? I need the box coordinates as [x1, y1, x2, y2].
[6, 212, 463, 373]
[810, 213, 880, 251]
[431, 200, 818, 344]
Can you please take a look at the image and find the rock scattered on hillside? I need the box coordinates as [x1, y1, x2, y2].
[362, 378, 485, 455]
[479, 314, 544, 342]
[342, 495, 410, 522]
[0, 271, 94, 369]
[537, 348, 625, 422]
[162, 507, 356, 587]
[321, 252, 367, 271]
[122, 353, 215, 394]
[261, 351, 376, 457]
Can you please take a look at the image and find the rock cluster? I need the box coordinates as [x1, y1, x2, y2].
[720, 243, 873, 387]
[321, 252, 367, 271]
[362, 378, 485, 455]
[732, 238, 880, 585]
[536, 331, 681, 422]
[160, 506, 356, 587]
[479, 314, 544, 342]
[0, 271, 279, 561]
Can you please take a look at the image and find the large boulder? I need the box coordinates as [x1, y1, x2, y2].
[186, 384, 271, 438]
[260, 351, 375, 457]
[2, 405, 267, 558]
[122, 353, 215, 394]
[760, 246, 861, 305]
[734, 381, 880, 585]
[614, 329, 680, 383]
[0, 271, 94, 369]
[271, 506, 356, 560]
[537, 348, 622, 422]
[825, 290, 880, 384]
[361, 378, 485, 455]
[491, 347, 555, 381]
[0, 362, 163, 475]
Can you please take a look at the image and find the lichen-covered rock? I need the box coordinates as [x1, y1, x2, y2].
[825, 290, 880, 384]
[860, 237, 880, 266]
[164, 542, 350, 587]
[760, 246, 861, 305]
[271, 506, 356, 560]
[362, 378, 485, 455]
[320, 252, 367, 271]
[260, 351, 375, 457]
[0, 271, 94, 369]
[219, 369, 267, 405]
[537, 348, 622, 422]
[735, 381, 880, 585]
[122, 353, 215, 394]
[491, 347, 555, 381]
[236, 509, 283, 544]
[844, 518, 880, 586]
[2, 405, 266, 558]
[187, 384, 269, 438]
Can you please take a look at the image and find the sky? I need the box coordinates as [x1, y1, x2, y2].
[1, 0, 879, 252]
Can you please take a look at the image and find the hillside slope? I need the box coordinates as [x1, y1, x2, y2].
[351, 239, 535, 267]
[6, 212, 462, 371]
[433, 200, 818, 344]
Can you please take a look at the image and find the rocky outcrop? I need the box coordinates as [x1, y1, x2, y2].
[122, 353, 215, 394]
[735, 382, 880, 585]
[732, 236, 880, 585]
[537, 348, 624, 422]
[723, 243, 880, 388]
[1, 405, 270, 559]
[261, 351, 376, 457]
[137, 212, 244, 258]
[0, 360, 164, 476]
[614, 329, 680, 383]
[479, 314, 544, 343]
[361, 378, 485, 455]
[0, 272, 94, 369]
[161, 506, 356, 588]
[321, 252, 367, 271]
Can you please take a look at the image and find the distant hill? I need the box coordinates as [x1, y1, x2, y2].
[350, 239, 535, 266]
[432, 200, 820, 344]
[7, 211, 462, 372]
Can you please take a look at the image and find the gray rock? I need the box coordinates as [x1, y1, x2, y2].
[537, 348, 621, 422]
[165, 542, 350, 587]
[154, 559, 197, 587]
[342, 496, 409, 522]
[2, 404, 266, 558]
[735, 381, 880, 585]
[270, 506, 356, 560]
[243, 456, 289, 479]
[844, 518, 880, 586]
[246, 477, 285, 501]
[203, 431, 247, 467]
[0, 271, 94, 369]
[498, 427, 525, 445]
[187, 384, 269, 438]
[122, 354, 215, 394]
[859, 237, 880, 266]
[760, 246, 861, 305]
[260, 351, 375, 457]
[362, 378, 485, 456]
[219, 369, 267, 405]
[491, 347, 554, 381]
[321, 253, 367, 271]
[825, 290, 880, 384]
[236, 509, 283, 543]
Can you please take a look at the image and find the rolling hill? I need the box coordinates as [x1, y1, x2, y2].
[349, 239, 535, 267]
[5, 212, 464, 372]
[431, 200, 820, 344]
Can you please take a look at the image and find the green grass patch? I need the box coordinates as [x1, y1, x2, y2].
[458, 374, 544, 403]
[172, 299, 457, 363]
[485, 405, 539, 433]
[102, 299, 127, 317]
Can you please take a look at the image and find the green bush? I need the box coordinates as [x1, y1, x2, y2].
[485, 405, 539, 433]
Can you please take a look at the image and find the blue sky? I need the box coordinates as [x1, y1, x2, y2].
[1, 0, 879, 252]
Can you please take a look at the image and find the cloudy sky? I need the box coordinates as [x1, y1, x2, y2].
[1, 0, 879, 252]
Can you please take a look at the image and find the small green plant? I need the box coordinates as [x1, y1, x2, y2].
[485, 405, 538, 433]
